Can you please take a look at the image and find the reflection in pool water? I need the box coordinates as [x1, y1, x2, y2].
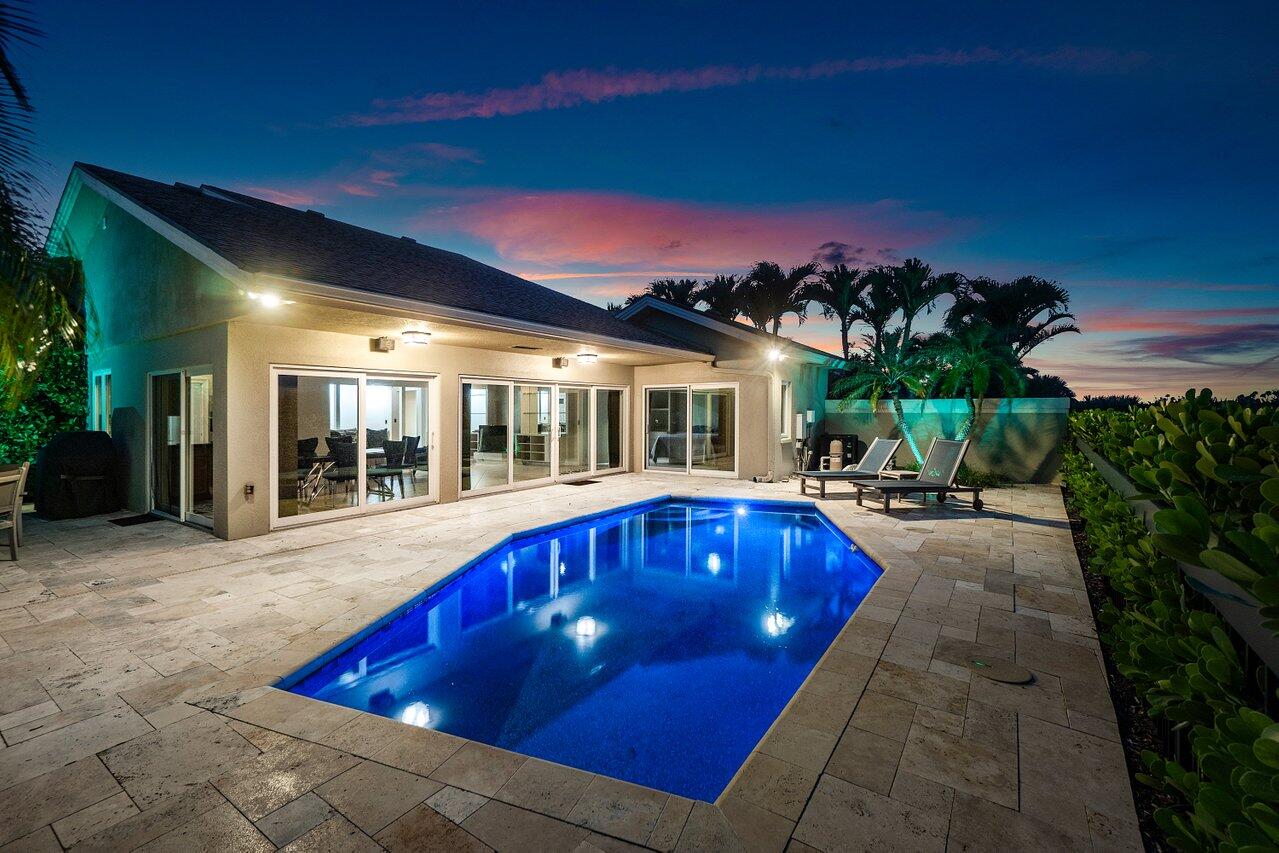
[284, 498, 881, 800]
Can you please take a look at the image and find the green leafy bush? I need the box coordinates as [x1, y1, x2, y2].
[1073, 389, 1279, 633]
[1063, 447, 1279, 850]
[0, 338, 86, 464]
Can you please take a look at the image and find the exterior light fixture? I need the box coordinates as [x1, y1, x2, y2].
[246, 291, 293, 308]
[767, 347, 784, 362]
[402, 330, 431, 345]
[576, 616, 597, 637]
[576, 353, 599, 365]
[706, 553, 722, 575]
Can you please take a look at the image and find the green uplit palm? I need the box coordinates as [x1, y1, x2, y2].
[832, 330, 932, 462]
[927, 324, 1026, 440]
[945, 275, 1080, 359]
[804, 264, 864, 360]
[0, 2, 88, 408]
[740, 260, 818, 335]
[695, 274, 742, 320]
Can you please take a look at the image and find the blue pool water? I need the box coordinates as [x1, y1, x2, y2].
[284, 498, 881, 800]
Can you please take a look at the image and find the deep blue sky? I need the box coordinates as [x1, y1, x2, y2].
[27, 1, 1279, 395]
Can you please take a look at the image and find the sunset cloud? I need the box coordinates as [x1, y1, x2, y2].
[344, 47, 1147, 126]
[433, 190, 947, 270]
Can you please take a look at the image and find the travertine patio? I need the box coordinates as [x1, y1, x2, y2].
[0, 475, 1139, 851]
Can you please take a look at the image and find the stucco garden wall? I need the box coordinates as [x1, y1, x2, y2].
[822, 398, 1070, 483]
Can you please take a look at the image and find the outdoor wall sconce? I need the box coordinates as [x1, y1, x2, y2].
[402, 330, 431, 345]
[576, 352, 599, 365]
[767, 347, 784, 362]
[245, 290, 293, 308]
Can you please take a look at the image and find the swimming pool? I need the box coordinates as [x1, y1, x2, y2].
[283, 497, 881, 801]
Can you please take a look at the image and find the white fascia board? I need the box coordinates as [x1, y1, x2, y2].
[256, 273, 714, 362]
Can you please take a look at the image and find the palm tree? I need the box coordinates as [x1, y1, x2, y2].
[926, 324, 1026, 440]
[696, 274, 742, 321]
[831, 330, 932, 463]
[0, 2, 88, 409]
[740, 261, 818, 335]
[640, 278, 701, 309]
[851, 267, 899, 356]
[887, 258, 962, 357]
[804, 264, 864, 359]
[0, 1, 40, 248]
[944, 276, 1080, 359]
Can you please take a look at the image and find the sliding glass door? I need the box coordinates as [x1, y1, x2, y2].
[273, 368, 437, 528]
[558, 387, 591, 477]
[149, 368, 216, 527]
[461, 380, 626, 496]
[594, 388, 624, 472]
[644, 384, 738, 477]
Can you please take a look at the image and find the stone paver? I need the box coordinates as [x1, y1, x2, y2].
[0, 477, 1139, 849]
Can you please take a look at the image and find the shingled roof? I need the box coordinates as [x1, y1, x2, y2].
[71, 163, 706, 354]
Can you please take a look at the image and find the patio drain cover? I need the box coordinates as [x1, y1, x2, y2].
[967, 657, 1035, 684]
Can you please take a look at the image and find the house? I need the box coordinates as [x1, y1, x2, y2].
[48, 164, 844, 540]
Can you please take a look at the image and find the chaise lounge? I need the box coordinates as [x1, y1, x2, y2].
[798, 437, 902, 498]
[853, 438, 984, 511]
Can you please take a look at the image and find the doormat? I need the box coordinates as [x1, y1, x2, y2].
[563, 479, 601, 486]
[110, 514, 164, 527]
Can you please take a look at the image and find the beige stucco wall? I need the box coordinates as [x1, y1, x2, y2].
[224, 321, 637, 539]
[822, 398, 1070, 483]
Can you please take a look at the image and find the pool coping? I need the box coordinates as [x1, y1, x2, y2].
[222, 490, 905, 849]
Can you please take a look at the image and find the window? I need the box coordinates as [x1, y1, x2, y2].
[645, 384, 737, 476]
[91, 370, 112, 434]
[779, 380, 793, 440]
[328, 383, 358, 431]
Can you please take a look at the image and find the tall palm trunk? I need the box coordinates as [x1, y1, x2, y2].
[889, 397, 926, 464]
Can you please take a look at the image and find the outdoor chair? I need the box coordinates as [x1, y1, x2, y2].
[798, 437, 901, 498]
[1, 462, 30, 560]
[852, 438, 984, 512]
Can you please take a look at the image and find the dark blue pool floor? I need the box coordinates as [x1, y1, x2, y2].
[285, 498, 881, 801]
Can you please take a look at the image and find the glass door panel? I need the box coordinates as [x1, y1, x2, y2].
[594, 388, 623, 471]
[692, 387, 736, 473]
[645, 388, 687, 471]
[277, 373, 361, 519]
[186, 374, 214, 526]
[462, 382, 510, 492]
[367, 377, 432, 505]
[558, 387, 590, 477]
[514, 384, 552, 482]
[150, 373, 182, 517]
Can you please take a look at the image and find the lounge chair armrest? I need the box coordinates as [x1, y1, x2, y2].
[880, 469, 919, 480]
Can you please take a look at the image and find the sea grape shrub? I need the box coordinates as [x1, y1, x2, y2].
[1072, 389, 1279, 634]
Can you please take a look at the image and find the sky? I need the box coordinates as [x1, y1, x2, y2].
[24, 1, 1279, 398]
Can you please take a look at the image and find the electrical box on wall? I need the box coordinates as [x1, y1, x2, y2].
[552, 357, 568, 369]
[372, 336, 396, 352]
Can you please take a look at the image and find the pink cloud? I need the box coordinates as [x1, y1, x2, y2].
[434, 190, 946, 270]
[241, 186, 322, 206]
[1085, 306, 1279, 334]
[344, 48, 1147, 126]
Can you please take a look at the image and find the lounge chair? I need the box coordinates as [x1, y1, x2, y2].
[853, 438, 984, 511]
[798, 437, 902, 498]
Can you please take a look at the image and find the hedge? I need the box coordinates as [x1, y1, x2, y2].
[1065, 389, 1279, 850]
[0, 339, 86, 465]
